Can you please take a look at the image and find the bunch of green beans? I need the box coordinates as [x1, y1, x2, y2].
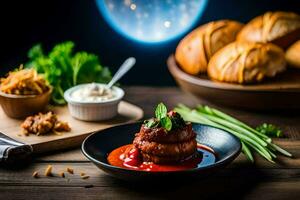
[174, 104, 292, 163]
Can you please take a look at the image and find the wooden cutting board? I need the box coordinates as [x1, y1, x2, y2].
[0, 101, 143, 153]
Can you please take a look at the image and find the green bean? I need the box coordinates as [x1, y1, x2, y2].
[200, 105, 271, 142]
[241, 141, 254, 162]
[177, 108, 271, 160]
[175, 104, 292, 163]
[196, 111, 268, 147]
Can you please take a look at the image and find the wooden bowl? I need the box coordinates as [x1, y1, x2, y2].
[0, 87, 52, 119]
[167, 55, 300, 110]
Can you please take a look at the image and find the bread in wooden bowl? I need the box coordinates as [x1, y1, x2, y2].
[175, 20, 243, 75]
[237, 11, 300, 48]
[286, 40, 300, 68]
[207, 42, 287, 84]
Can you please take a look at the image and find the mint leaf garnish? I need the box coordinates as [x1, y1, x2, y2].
[161, 117, 172, 131]
[155, 103, 167, 120]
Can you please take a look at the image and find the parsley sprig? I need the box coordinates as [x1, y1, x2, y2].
[26, 41, 111, 105]
[256, 123, 284, 138]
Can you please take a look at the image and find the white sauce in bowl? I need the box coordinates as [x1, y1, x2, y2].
[70, 83, 116, 102]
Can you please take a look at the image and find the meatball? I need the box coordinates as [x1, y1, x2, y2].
[134, 135, 196, 156]
[133, 123, 197, 164]
[136, 123, 195, 143]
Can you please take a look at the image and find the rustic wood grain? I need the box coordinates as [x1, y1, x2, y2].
[32, 140, 300, 169]
[1, 162, 300, 186]
[1, 161, 300, 199]
[1, 86, 300, 200]
[1, 183, 300, 200]
[124, 86, 300, 139]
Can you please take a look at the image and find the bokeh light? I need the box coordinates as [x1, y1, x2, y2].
[96, 0, 208, 43]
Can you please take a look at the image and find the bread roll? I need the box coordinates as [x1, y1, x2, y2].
[237, 11, 300, 48]
[175, 20, 243, 75]
[208, 42, 286, 84]
[286, 40, 300, 68]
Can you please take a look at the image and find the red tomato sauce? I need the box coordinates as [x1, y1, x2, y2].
[107, 144, 216, 172]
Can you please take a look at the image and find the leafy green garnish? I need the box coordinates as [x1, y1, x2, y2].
[143, 118, 159, 128]
[256, 123, 284, 138]
[26, 41, 111, 105]
[160, 117, 172, 131]
[143, 103, 172, 131]
[155, 103, 172, 131]
[155, 103, 168, 119]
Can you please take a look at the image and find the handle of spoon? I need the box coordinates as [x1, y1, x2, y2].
[106, 57, 136, 89]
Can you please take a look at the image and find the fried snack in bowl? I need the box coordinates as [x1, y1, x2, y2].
[286, 40, 300, 68]
[207, 42, 286, 84]
[175, 20, 243, 75]
[237, 11, 300, 48]
[0, 68, 52, 118]
[0, 68, 49, 95]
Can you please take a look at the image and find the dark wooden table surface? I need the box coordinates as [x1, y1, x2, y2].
[1, 86, 300, 200]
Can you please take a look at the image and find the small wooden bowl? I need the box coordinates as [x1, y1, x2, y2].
[167, 55, 300, 110]
[0, 87, 52, 119]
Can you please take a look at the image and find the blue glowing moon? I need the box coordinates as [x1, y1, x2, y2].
[96, 0, 208, 43]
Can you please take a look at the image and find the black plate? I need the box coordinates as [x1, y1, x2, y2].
[81, 122, 241, 181]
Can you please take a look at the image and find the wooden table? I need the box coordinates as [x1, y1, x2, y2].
[1, 86, 300, 200]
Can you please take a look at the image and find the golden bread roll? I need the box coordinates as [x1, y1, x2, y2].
[208, 42, 286, 84]
[237, 11, 300, 48]
[286, 40, 300, 68]
[175, 20, 243, 75]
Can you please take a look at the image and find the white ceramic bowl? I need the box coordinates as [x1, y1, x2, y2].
[64, 83, 124, 121]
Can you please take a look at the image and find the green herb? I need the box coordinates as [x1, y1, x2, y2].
[26, 41, 111, 105]
[174, 104, 292, 163]
[155, 103, 167, 119]
[143, 103, 173, 131]
[256, 123, 283, 138]
[160, 117, 172, 131]
[154, 103, 172, 131]
[143, 118, 159, 128]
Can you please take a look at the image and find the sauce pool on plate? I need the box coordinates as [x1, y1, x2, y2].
[107, 144, 216, 172]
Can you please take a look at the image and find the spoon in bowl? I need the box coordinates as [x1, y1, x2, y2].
[90, 57, 136, 95]
[106, 57, 136, 89]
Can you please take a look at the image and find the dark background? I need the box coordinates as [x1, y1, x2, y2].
[1, 0, 300, 85]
